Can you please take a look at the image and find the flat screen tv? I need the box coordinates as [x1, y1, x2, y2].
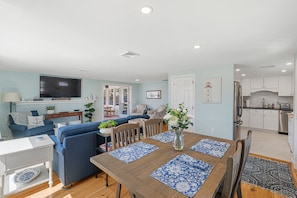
[40, 75, 81, 98]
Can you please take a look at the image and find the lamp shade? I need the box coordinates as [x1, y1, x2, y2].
[2, 92, 20, 102]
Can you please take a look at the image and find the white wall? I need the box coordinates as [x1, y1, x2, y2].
[137, 81, 168, 110]
[169, 65, 234, 140]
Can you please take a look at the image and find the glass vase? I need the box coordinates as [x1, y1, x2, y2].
[173, 128, 184, 151]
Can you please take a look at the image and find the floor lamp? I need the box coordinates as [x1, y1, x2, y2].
[2, 92, 20, 112]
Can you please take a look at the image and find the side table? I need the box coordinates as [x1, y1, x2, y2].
[96, 132, 111, 187]
[0, 134, 54, 197]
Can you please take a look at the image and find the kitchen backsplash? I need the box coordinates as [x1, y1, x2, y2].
[243, 91, 293, 109]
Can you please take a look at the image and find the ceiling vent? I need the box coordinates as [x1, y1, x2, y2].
[120, 51, 140, 58]
[259, 65, 275, 69]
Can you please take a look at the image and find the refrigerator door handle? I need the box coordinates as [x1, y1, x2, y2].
[238, 86, 243, 117]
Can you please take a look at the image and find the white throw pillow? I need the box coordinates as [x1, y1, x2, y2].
[68, 120, 81, 125]
[27, 116, 44, 129]
[57, 122, 67, 128]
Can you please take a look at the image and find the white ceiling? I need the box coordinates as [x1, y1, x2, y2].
[0, 0, 296, 83]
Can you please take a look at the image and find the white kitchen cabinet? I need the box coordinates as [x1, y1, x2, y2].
[250, 77, 278, 90]
[278, 75, 294, 96]
[241, 109, 250, 127]
[249, 109, 279, 131]
[263, 110, 279, 131]
[250, 78, 263, 89]
[241, 79, 250, 96]
[249, 109, 263, 129]
[288, 113, 294, 152]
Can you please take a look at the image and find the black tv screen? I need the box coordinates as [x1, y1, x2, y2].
[40, 76, 81, 98]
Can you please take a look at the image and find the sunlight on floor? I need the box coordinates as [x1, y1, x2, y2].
[23, 183, 71, 198]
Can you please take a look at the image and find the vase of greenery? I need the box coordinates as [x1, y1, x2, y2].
[46, 106, 55, 114]
[98, 120, 117, 134]
[84, 102, 95, 122]
[163, 103, 194, 151]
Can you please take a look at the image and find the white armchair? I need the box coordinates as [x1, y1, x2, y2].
[147, 105, 167, 119]
[131, 104, 147, 115]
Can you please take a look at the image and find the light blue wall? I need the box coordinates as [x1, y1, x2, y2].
[0, 70, 139, 138]
[137, 81, 168, 110]
[169, 65, 234, 140]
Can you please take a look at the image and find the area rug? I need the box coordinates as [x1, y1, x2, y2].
[242, 155, 297, 198]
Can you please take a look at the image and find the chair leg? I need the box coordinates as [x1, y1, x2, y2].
[237, 182, 242, 198]
[116, 182, 122, 198]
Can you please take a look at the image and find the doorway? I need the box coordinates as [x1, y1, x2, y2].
[170, 74, 195, 132]
[103, 85, 131, 119]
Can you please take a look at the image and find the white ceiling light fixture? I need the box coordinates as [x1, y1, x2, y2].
[235, 68, 240, 72]
[120, 51, 140, 58]
[281, 69, 287, 73]
[241, 74, 246, 77]
[135, 79, 140, 82]
[194, 45, 200, 49]
[286, 62, 292, 65]
[141, 6, 153, 14]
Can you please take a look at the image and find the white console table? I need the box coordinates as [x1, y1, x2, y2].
[0, 135, 54, 197]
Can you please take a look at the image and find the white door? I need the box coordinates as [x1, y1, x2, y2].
[171, 74, 195, 132]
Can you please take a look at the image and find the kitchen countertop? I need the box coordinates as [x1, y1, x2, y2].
[287, 112, 294, 118]
[243, 107, 293, 111]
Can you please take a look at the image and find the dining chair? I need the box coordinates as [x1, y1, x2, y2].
[217, 140, 243, 198]
[111, 123, 140, 198]
[233, 130, 252, 198]
[142, 118, 163, 138]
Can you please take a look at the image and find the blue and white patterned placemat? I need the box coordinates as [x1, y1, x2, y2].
[151, 154, 213, 197]
[190, 139, 230, 158]
[109, 142, 158, 163]
[150, 131, 175, 143]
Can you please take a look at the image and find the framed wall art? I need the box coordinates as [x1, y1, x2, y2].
[146, 90, 161, 99]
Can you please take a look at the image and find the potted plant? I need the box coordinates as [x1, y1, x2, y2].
[46, 106, 55, 114]
[84, 102, 95, 122]
[98, 120, 117, 134]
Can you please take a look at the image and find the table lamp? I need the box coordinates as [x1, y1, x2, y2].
[2, 92, 20, 112]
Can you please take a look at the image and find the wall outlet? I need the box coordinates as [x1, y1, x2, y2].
[211, 128, 215, 134]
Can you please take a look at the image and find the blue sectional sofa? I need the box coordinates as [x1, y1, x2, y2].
[49, 114, 149, 187]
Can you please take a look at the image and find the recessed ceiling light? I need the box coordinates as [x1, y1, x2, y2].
[241, 74, 246, 77]
[194, 45, 200, 49]
[141, 6, 153, 14]
[286, 62, 292, 65]
[135, 79, 140, 82]
[235, 69, 240, 72]
[281, 69, 287, 73]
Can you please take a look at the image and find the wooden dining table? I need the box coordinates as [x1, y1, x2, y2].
[90, 131, 236, 198]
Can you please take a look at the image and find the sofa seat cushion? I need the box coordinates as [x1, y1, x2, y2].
[127, 114, 150, 120]
[57, 121, 101, 144]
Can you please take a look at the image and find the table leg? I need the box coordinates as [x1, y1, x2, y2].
[48, 161, 53, 187]
[105, 137, 109, 187]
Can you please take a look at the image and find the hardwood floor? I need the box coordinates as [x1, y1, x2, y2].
[6, 124, 291, 198]
[7, 171, 286, 198]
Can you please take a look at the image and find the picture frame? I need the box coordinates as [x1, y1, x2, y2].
[146, 90, 161, 99]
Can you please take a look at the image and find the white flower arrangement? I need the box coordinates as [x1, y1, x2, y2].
[163, 103, 194, 130]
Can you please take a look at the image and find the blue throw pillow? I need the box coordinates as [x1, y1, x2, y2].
[31, 110, 39, 116]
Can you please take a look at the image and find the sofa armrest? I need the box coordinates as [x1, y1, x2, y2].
[9, 124, 28, 131]
[44, 120, 54, 125]
[50, 135, 65, 155]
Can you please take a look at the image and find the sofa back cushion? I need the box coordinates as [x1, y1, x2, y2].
[57, 121, 101, 144]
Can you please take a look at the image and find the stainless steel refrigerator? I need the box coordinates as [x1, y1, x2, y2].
[233, 81, 243, 140]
